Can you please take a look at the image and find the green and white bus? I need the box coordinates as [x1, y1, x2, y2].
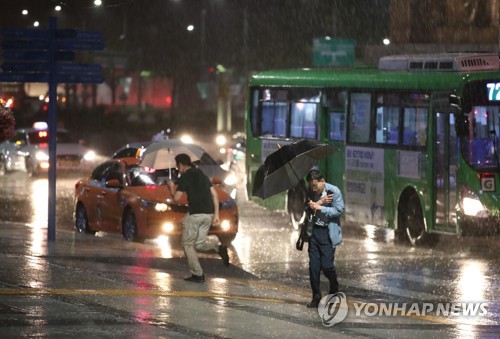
[245, 53, 500, 244]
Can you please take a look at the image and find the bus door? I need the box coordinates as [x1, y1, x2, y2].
[434, 106, 458, 231]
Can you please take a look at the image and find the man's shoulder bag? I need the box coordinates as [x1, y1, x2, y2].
[295, 213, 315, 251]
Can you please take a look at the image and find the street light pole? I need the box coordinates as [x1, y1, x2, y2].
[201, 8, 207, 70]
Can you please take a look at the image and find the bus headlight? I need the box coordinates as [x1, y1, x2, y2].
[220, 219, 231, 231]
[462, 197, 487, 217]
[461, 186, 488, 218]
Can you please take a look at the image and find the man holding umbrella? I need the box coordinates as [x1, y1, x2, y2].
[305, 169, 345, 308]
[167, 153, 230, 283]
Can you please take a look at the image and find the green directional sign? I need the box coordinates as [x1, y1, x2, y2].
[313, 38, 355, 67]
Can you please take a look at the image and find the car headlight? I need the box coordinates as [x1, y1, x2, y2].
[140, 199, 171, 212]
[35, 151, 49, 161]
[83, 150, 96, 162]
[162, 222, 174, 232]
[224, 173, 237, 186]
[220, 219, 231, 231]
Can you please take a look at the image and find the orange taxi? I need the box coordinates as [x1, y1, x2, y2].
[74, 157, 238, 243]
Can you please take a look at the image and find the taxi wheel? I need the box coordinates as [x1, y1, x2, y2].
[122, 210, 139, 242]
[75, 204, 95, 235]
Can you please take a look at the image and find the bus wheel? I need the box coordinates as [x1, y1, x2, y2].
[398, 192, 426, 245]
[288, 182, 307, 230]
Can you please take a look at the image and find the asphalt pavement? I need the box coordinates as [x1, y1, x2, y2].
[1, 213, 498, 338]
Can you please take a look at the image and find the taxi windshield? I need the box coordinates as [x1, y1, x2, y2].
[127, 165, 157, 186]
[27, 130, 78, 144]
[462, 106, 500, 170]
[28, 130, 48, 144]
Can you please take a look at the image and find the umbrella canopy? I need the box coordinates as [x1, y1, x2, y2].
[141, 140, 202, 170]
[252, 139, 335, 199]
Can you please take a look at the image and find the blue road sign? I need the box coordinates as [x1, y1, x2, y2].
[55, 29, 102, 41]
[0, 73, 48, 83]
[3, 28, 102, 41]
[1, 62, 49, 72]
[2, 50, 75, 62]
[1, 62, 103, 74]
[55, 40, 105, 51]
[57, 63, 103, 73]
[2, 28, 49, 39]
[3, 39, 104, 51]
[2, 39, 49, 50]
[0, 72, 103, 84]
[55, 74, 104, 84]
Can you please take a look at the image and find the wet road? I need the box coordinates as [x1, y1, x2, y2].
[0, 171, 498, 337]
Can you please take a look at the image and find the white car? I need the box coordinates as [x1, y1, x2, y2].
[0, 123, 98, 177]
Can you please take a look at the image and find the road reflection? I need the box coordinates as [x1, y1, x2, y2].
[30, 178, 48, 228]
[458, 260, 487, 301]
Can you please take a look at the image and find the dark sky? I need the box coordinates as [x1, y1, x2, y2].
[0, 0, 389, 77]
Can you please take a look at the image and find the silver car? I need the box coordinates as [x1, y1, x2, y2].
[0, 124, 98, 177]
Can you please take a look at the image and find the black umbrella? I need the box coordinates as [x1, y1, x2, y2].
[252, 139, 335, 199]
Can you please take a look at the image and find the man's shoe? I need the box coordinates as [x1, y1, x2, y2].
[218, 245, 230, 267]
[184, 274, 205, 283]
[306, 299, 320, 308]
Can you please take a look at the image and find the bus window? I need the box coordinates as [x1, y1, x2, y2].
[375, 93, 400, 144]
[261, 101, 288, 137]
[324, 89, 347, 141]
[290, 102, 318, 139]
[329, 111, 345, 141]
[349, 92, 371, 143]
[403, 107, 428, 146]
[463, 106, 500, 168]
[251, 89, 260, 136]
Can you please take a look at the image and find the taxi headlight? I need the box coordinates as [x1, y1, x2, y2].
[224, 173, 237, 186]
[162, 222, 174, 232]
[140, 200, 170, 212]
[155, 203, 169, 212]
[83, 150, 96, 162]
[220, 219, 231, 231]
[35, 151, 49, 161]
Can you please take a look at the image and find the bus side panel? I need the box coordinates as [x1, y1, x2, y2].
[343, 145, 386, 227]
[325, 142, 345, 196]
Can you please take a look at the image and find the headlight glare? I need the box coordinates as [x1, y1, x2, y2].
[462, 197, 487, 217]
[155, 203, 169, 212]
[162, 222, 174, 232]
[224, 173, 237, 186]
[35, 151, 49, 161]
[220, 220, 231, 231]
[83, 150, 96, 161]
